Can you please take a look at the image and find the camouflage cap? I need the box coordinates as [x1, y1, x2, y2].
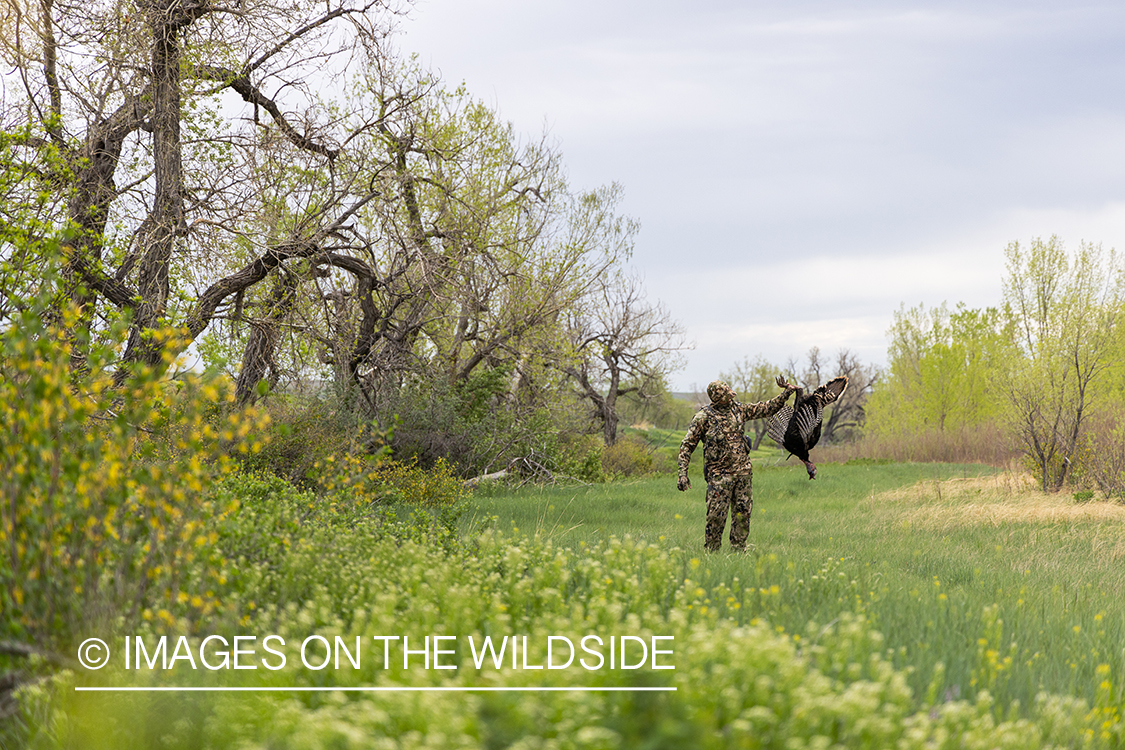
[707, 380, 735, 406]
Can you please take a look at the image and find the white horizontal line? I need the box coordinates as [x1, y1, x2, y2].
[76, 686, 676, 692]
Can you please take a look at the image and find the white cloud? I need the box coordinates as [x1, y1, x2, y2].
[659, 200, 1125, 388]
[399, 1, 1125, 389]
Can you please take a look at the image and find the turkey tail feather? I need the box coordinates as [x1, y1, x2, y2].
[817, 376, 848, 405]
[767, 406, 792, 445]
[794, 400, 822, 443]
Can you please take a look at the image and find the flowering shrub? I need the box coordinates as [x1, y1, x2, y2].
[0, 290, 267, 648]
[237, 396, 387, 489]
[314, 454, 467, 509]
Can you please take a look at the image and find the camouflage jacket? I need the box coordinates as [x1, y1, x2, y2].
[677, 390, 793, 479]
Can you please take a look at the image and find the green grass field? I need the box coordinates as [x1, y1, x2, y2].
[468, 459, 1125, 717]
[25, 459, 1125, 748]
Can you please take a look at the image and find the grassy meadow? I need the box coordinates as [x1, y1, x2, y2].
[470, 456, 1125, 716]
[15, 454, 1125, 749]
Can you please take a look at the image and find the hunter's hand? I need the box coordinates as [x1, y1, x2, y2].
[775, 375, 797, 391]
[677, 475, 691, 492]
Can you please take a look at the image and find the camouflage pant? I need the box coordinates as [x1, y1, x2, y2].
[704, 471, 753, 551]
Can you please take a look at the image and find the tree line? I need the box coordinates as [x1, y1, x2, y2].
[706, 237, 1125, 499]
[717, 347, 878, 450]
[865, 237, 1125, 494]
[0, 0, 689, 474]
[5, 0, 1120, 492]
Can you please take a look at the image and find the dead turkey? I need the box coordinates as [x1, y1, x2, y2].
[767, 374, 848, 479]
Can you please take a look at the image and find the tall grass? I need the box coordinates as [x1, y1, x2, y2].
[819, 421, 1016, 466]
[469, 463, 1125, 718]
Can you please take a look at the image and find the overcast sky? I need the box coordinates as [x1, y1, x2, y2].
[398, 1, 1125, 391]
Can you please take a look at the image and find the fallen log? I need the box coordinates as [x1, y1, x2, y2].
[463, 469, 509, 487]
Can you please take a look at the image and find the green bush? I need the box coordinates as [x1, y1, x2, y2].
[367, 456, 467, 507]
[378, 376, 572, 479]
[0, 299, 265, 648]
[602, 434, 655, 478]
[238, 396, 384, 488]
[557, 432, 607, 483]
[1066, 411, 1125, 500]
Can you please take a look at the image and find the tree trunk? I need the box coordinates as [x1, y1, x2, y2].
[235, 272, 299, 405]
[121, 5, 185, 373]
[602, 355, 621, 446]
[751, 423, 767, 450]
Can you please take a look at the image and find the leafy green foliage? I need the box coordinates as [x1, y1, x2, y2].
[1003, 237, 1125, 491]
[866, 302, 1013, 440]
[1068, 410, 1125, 501]
[600, 434, 655, 478]
[0, 284, 268, 648]
[238, 395, 386, 489]
[861, 238, 1125, 485]
[17, 520, 1125, 749]
[380, 376, 571, 479]
[557, 433, 609, 483]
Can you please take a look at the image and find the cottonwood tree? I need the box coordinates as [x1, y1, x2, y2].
[1003, 236, 1125, 492]
[0, 0, 405, 377]
[2, 0, 623, 404]
[2, 0, 693, 476]
[235, 66, 636, 415]
[565, 268, 690, 446]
